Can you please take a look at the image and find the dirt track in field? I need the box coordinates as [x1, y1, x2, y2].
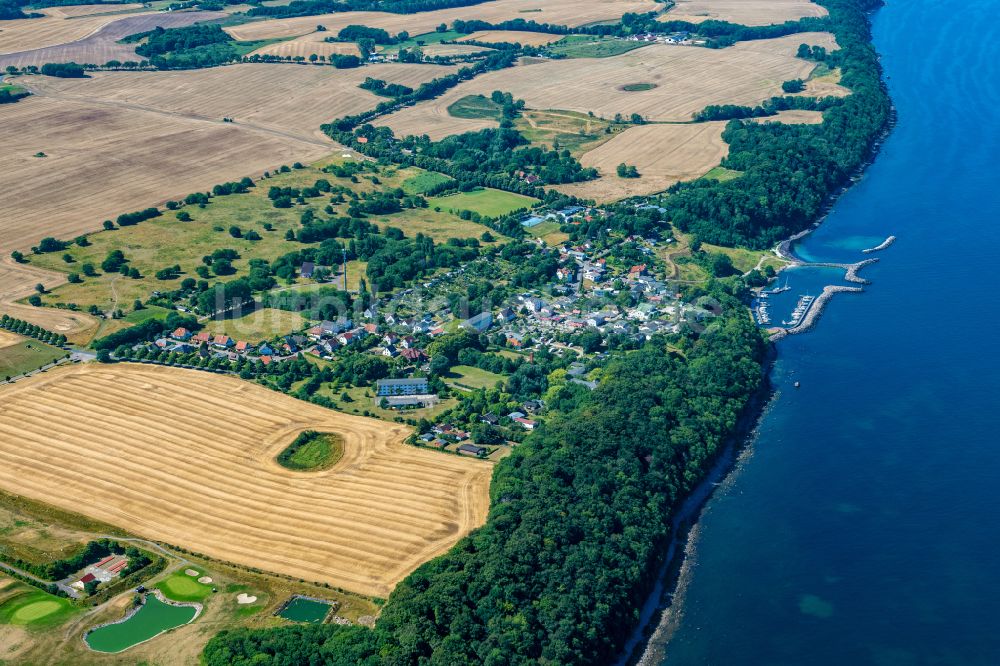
[0, 364, 493, 598]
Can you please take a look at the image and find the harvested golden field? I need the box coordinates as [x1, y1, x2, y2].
[0, 94, 329, 259]
[0, 330, 20, 350]
[552, 122, 728, 201]
[226, 0, 661, 41]
[249, 32, 361, 59]
[0, 12, 132, 54]
[0, 260, 98, 338]
[458, 30, 564, 46]
[374, 33, 834, 136]
[421, 43, 493, 57]
[660, 0, 827, 26]
[37, 3, 143, 18]
[375, 96, 497, 140]
[752, 109, 824, 124]
[0, 364, 493, 598]
[0, 11, 223, 68]
[23, 62, 455, 140]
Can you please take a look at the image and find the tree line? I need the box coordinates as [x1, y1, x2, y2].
[0, 315, 67, 347]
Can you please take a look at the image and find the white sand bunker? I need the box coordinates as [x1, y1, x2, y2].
[184, 569, 199, 576]
[198, 576, 213, 584]
[236, 593, 258, 605]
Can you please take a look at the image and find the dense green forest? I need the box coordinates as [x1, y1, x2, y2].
[204, 311, 768, 664]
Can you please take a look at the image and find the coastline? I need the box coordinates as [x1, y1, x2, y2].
[617, 346, 777, 666]
[621, 14, 899, 664]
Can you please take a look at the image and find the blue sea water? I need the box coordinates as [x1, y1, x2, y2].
[657, 0, 1000, 664]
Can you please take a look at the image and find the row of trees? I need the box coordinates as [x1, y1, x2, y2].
[0, 315, 67, 346]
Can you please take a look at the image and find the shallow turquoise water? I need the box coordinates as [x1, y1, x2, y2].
[659, 1, 1000, 664]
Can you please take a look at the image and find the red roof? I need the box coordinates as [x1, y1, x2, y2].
[260, 355, 272, 365]
[80, 573, 96, 583]
[400, 348, 425, 361]
[235, 341, 249, 352]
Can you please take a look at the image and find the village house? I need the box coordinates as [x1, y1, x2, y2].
[172, 327, 192, 341]
[399, 348, 427, 363]
[212, 335, 234, 349]
[513, 416, 537, 430]
[300, 261, 315, 279]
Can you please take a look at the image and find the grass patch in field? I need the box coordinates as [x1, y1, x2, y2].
[400, 170, 454, 195]
[703, 166, 743, 182]
[446, 365, 505, 390]
[0, 586, 76, 629]
[156, 570, 214, 602]
[702, 243, 789, 274]
[277, 431, 344, 472]
[123, 304, 173, 324]
[0, 502, 90, 566]
[204, 308, 307, 342]
[0, 337, 65, 379]
[514, 109, 618, 157]
[447, 94, 503, 120]
[378, 207, 502, 242]
[621, 82, 657, 91]
[548, 35, 648, 58]
[428, 188, 538, 218]
[529, 220, 570, 247]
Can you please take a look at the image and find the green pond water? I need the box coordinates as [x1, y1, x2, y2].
[278, 597, 331, 623]
[85, 594, 197, 653]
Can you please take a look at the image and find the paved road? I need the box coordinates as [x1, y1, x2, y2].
[0, 560, 79, 598]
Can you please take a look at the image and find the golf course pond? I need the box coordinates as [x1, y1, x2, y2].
[85, 593, 199, 653]
[277, 595, 333, 623]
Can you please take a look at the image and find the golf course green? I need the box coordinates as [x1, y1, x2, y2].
[0, 587, 76, 629]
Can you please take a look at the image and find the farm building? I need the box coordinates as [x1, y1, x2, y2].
[457, 443, 487, 457]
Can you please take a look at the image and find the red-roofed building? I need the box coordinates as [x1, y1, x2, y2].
[400, 348, 426, 362]
[213, 335, 234, 348]
[193, 331, 211, 344]
[172, 328, 192, 341]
